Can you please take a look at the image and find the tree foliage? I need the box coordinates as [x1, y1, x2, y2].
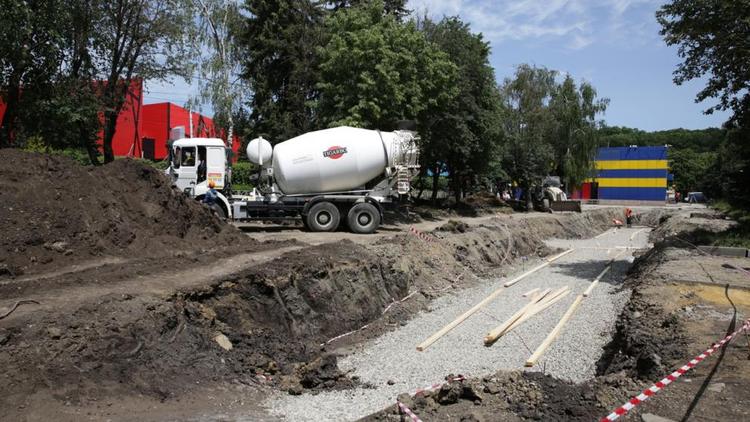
[0, 0, 195, 164]
[549, 76, 608, 190]
[716, 128, 750, 207]
[419, 16, 502, 201]
[657, 0, 750, 123]
[499, 65, 557, 193]
[498, 65, 608, 199]
[328, 0, 409, 18]
[598, 126, 725, 152]
[239, 0, 326, 143]
[0, 0, 71, 147]
[190, 0, 247, 145]
[658, 1, 750, 207]
[316, 1, 457, 131]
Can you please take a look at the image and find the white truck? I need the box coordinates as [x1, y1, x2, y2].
[166, 125, 420, 233]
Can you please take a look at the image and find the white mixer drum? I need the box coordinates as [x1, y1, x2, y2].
[273, 126, 391, 194]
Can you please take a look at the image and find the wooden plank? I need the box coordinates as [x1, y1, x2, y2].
[416, 249, 574, 351]
[503, 249, 574, 288]
[583, 250, 627, 297]
[484, 290, 550, 345]
[525, 294, 584, 367]
[583, 266, 612, 297]
[522, 288, 540, 297]
[504, 287, 570, 334]
[629, 228, 647, 241]
[594, 229, 612, 239]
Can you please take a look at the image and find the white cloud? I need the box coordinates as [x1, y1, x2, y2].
[568, 33, 594, 50]
[409, 0, 662, 50]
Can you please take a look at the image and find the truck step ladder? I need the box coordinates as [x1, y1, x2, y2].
[396, 167, 411, 195]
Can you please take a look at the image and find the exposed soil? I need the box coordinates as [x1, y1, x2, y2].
[0, 150, 260, 278]
[363, 371, 641, 422]
[362, 207, 750, 422]
[10, 151, 743, 422]
[0, 177, 624, 421]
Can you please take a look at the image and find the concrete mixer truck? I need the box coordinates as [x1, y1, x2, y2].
[165, 126, 420, 233]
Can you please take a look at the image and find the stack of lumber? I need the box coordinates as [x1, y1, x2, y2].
[484, 286, 570, 345]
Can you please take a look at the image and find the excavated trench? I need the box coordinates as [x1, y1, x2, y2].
[0, 208, 628, 413]
[363, 207, 733, 422]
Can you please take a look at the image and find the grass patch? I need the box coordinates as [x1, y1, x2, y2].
[708, 200, 750, 248]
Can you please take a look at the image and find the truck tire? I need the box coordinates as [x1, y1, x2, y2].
[306, 202, 340, 232]
[347, 203, 380, 234]
[210, 203, 227, 220]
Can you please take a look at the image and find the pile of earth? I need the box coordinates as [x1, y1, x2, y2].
[0, 150, 251, 277]
[363, 370, 640, 422]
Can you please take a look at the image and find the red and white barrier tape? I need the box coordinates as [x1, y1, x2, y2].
[409, 226, 436, 243]
[600, 318, 750, 421]
[320, 291, 420, 347]
[414, 375, 466, 395]
[397, 401, 423, 422]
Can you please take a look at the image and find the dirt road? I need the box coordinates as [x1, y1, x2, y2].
[0, 245, 303, 322]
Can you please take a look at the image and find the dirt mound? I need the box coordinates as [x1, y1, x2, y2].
[363, 371, 640, 422]
[648, 207, 735, 245]
[463, 192, 508, 209]
[0, 150, 250, 276]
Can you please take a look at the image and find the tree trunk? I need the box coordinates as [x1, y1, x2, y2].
[453, 173, 462, 205]
[430, 165, 440, 203]
[81, 119, 101, 165]
[86, 143, 101, 166]
[103, 109, 118, 163]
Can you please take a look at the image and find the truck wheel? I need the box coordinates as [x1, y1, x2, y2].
[347, 203, 380, 234]
[210, 203, 227, 220]
[307, 202, 340, 232]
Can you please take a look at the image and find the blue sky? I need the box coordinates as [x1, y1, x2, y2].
[145, 0, 729, 131]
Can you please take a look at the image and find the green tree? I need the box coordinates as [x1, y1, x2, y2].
[598, 126, 725, 152]
[316, 1, 457, 131]
[669, 148, 718, 194]
[0, 0, 70, 147]
[549, 75, 608, 190]
[716, 128, 750, 207]
[499, 64, 557, 206]
[92, 0, 194, 163]
[190, 0, 246, 147]
[657, 0, 750, 123]
[419, 16, 503, 202]
[239, 0, 326, 143]
[328, 0, 409, 17]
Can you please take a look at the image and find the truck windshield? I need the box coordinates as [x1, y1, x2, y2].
[173, 147, 181, 169]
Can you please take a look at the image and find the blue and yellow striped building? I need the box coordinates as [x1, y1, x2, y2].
[593, 146, 668, 203]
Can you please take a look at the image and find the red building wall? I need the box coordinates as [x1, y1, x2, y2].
[107, 79, 143, 157]
[0, 78, 240, 162]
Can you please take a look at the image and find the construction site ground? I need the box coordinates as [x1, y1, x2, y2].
[1, 153, 749, 422]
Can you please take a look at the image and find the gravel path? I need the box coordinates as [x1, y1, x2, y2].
[263, 227, 651, 422]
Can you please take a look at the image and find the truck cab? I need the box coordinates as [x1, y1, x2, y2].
[166, 137, 232, 218]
